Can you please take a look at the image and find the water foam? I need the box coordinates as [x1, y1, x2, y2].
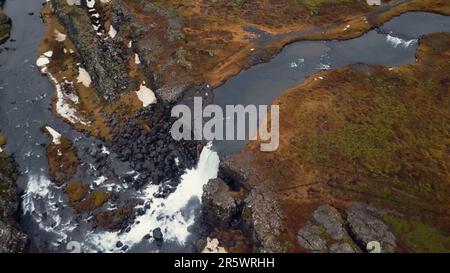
[84, 143, 220, 252]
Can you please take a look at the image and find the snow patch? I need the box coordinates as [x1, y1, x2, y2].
[45, 126, 62, 145]
[48, 74, 89, 125]
[202, 237, 227, 253]
[108, 25, 117, 39]
[135, 83, 157, 107]
[134, 53, 141, 64]
[77, 67, 92, 87]
[54, 30, 67, 42]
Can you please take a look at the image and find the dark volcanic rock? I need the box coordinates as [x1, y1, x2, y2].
[152, 227, 163, 247]
[51, 0, 133, 100]
[0, 147, 27, 253]
[202, 178, 238, 228]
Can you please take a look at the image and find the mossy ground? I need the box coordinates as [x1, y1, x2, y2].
[122, 0, 449, 88]
[246, 32, 450, 252]
[42, 127, 80, 186]
[94, 201, 135, 230]
[72, 189, 110, 213]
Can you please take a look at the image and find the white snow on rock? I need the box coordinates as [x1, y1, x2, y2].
[44, 51, 53, 58]
[202, 237, 227, 253]
[386, 34, 417, 48]
[77, 67, 92, 87]
[94, 176, 108, 186]
[108, 25, 117, 39]
[48, 73, 89, 125]
[54, 30, 67, 42]
[366, 0, 381, 6]
[36, 56, 50, 68]
[45, 126, 62, 145]
[86, 0, 95, 8]
[135, 83, 157, 107]
[134, 53, 141, 64]
[84, 143, 220, 252]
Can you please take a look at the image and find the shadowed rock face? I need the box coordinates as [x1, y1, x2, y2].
[202, 178, 238, 228]
[0, 142, 27, 253]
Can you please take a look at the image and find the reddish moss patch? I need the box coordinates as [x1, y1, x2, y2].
[42, 128, 80, 186]
[244, 32, 450, 252]
[93, 201, 136, 231]
[72, 190, 110, 213]
[64, 181, 87, 203]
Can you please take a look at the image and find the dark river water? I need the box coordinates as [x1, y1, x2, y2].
[0, 0, 448, 252]
[213, 12, 450, 154]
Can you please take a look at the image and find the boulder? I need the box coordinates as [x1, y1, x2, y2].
[202, 178, 238, 228]
[346, 202, 396, 253]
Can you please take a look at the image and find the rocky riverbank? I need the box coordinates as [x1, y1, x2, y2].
[0, 0, 445, 252]
[202, 32, 450, 253]
[0, 135, 27, 253]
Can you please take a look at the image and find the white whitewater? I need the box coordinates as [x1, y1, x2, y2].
[84, 143, 220, 252]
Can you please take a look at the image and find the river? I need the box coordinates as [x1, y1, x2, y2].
[0, 0, 448, 252]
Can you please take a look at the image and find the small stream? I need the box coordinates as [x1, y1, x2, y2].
[0, 0, 448, 252]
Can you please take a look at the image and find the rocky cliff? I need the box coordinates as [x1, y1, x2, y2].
[0, 136, 27, 253]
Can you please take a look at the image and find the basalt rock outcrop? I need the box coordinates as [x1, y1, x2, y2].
[202, 157, 284, 253]
[51, 0, 133, 100]
[0, 140, 27, 253]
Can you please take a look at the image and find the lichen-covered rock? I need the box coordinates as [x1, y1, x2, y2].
[297, 204, 359, 253]
[297, 222, 328, 252]
[346, 202, 397, 253]
[312, 204, 346, 241]
[242, 190, 284, 253]
[202, 178, 238, 228]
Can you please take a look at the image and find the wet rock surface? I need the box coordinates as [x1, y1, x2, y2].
[109, 105, 198, 194]
[202, 178, 238, 228]
[0, 146, 27, 253]
[202, 157, 284, 253]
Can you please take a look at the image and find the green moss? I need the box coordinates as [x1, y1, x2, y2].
[384, 215, 450, 253]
